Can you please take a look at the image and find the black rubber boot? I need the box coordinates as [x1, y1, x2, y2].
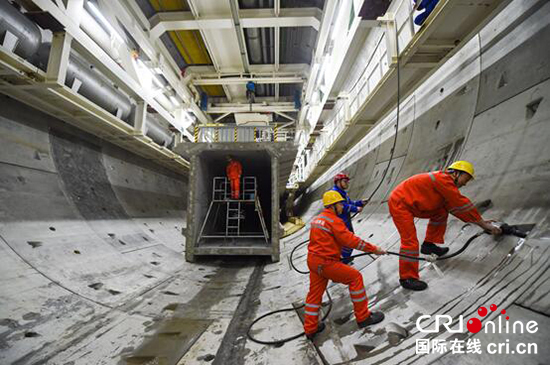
[400, 279, 428, 291]
[421, 242, 449, 256]
[305, 322, 326, 340]
[358, 311, 385, 328]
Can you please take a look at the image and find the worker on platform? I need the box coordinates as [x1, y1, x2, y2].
[246, 81, 256, 107]
[332, 173, 369, 264]
[226, 155, 242, 200]
[388, 161, 502, 291]
[304, 191, 386, 340]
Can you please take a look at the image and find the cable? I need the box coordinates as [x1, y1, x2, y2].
[247, 20, 405, 346]
[247, 291, 333, 345]
[249, 229, 487, 345]
[362, 28, 401, 204]
[349, 230, 486, 262]
[288, 28, 403, 276]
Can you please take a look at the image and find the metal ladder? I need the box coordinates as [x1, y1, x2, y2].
[197, 176, 270, 241]
[243, 177, 256, 200]
[226, 200, 242, 236]
[255, 196, 270, 243]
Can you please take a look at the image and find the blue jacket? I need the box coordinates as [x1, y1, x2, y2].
[331, 185, 364, 232]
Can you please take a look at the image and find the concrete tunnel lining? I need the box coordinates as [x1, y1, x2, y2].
[0, 0, 549, 364]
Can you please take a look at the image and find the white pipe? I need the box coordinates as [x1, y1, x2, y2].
[80, 9, 121, 64]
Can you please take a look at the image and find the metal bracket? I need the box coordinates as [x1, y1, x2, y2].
[134, 101, 147, 134]
[2, 31, 19, 53]
[378, 13, 398, 66]
[46, 32, 73, 85]
[71, 78, 82, 93]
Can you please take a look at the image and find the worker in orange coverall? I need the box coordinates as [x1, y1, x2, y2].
[389, 161, 501, 291]
[226, 155, 242, 200]
[303, 190, 386, 340]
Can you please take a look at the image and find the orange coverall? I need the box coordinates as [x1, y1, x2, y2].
[304, 208, 378, 335]
[226, 160, 242, 199]
[389, 171, 482, 280]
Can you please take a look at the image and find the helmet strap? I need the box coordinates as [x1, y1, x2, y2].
[452, 171, 461, 186]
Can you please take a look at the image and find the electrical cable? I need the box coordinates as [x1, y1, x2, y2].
[249, 229, 488, 345]
[287, 27, 403, 276]
[246, 291, 333, 345]
[248, 26, 404, 346]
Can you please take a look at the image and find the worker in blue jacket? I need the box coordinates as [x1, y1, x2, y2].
[331, 173, 369, 264]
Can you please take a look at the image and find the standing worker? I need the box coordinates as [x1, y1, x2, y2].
[332, 173, 369, 264]
[226, 155, 242, 200]
[304, 191, 386, 340]
[246, 81, 256, 109]
[388, 161, 501, 291]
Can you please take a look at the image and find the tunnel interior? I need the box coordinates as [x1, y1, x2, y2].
[0, 0, 549, 364]
[193, 149, 273, 247]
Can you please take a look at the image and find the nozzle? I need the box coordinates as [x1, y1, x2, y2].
[500, 223, 530, 238]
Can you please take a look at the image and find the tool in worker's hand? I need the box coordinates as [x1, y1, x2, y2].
[499, 223, 530, 238]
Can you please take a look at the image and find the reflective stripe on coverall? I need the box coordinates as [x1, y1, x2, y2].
[304, 208, 378, 335]
[388, 171, 482, 280]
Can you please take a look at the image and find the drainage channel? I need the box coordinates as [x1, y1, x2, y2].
[121, 258, 261, 364]
[212, 260, 265, 365]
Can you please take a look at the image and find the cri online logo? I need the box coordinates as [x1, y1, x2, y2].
[416, 304, 539, 334]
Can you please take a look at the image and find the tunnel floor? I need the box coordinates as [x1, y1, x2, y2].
[7, 216, 546, 365]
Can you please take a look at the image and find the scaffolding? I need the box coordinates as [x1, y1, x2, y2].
[197, 176, 270, 243]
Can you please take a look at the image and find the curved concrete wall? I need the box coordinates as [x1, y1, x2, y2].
[0, 96, 191, 363]
[0, 0, 549, 364]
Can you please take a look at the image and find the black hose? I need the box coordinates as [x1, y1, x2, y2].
[247, 27, 405, 346]
[348, 230, 486, 262]
[246, 290, 333, 345]
[250, 230, 488, 345]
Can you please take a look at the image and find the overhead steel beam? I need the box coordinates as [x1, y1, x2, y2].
[149, 8, 322, 39]
[274, 111, 295, 122]
[193, 76, 304, 86]
[298, 0, 337, 129]
[101, 0, 210, 123]
[29, 0, 176, 127]
[274, 0, 280, 101]
[229, 0, 250, 73]
[185, 63, 310, 75]
[185, 0, 234, 102]
[206, 102, 297, 113]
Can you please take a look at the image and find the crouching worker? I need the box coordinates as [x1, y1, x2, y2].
[389, 161, 501, 291]
[304, 191, 386, 340]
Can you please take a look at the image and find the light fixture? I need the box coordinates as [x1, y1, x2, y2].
[169, 95, 180, 107]
[136, 58, 164, 88]
[87, 1, 124, 43]
[151, 74, 164, 88]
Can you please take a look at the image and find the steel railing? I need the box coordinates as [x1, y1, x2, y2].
[193, 125, 291, 143]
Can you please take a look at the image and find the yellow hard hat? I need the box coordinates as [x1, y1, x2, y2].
[323, 191, 345, 207]
[448, 160, 475, 178]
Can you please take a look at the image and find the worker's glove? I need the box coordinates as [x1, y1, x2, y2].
[373, 246, 387, 255]
[362, 199, 370, 205]
[480, 220, 502, 235]
[357, 206, 363, 213]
